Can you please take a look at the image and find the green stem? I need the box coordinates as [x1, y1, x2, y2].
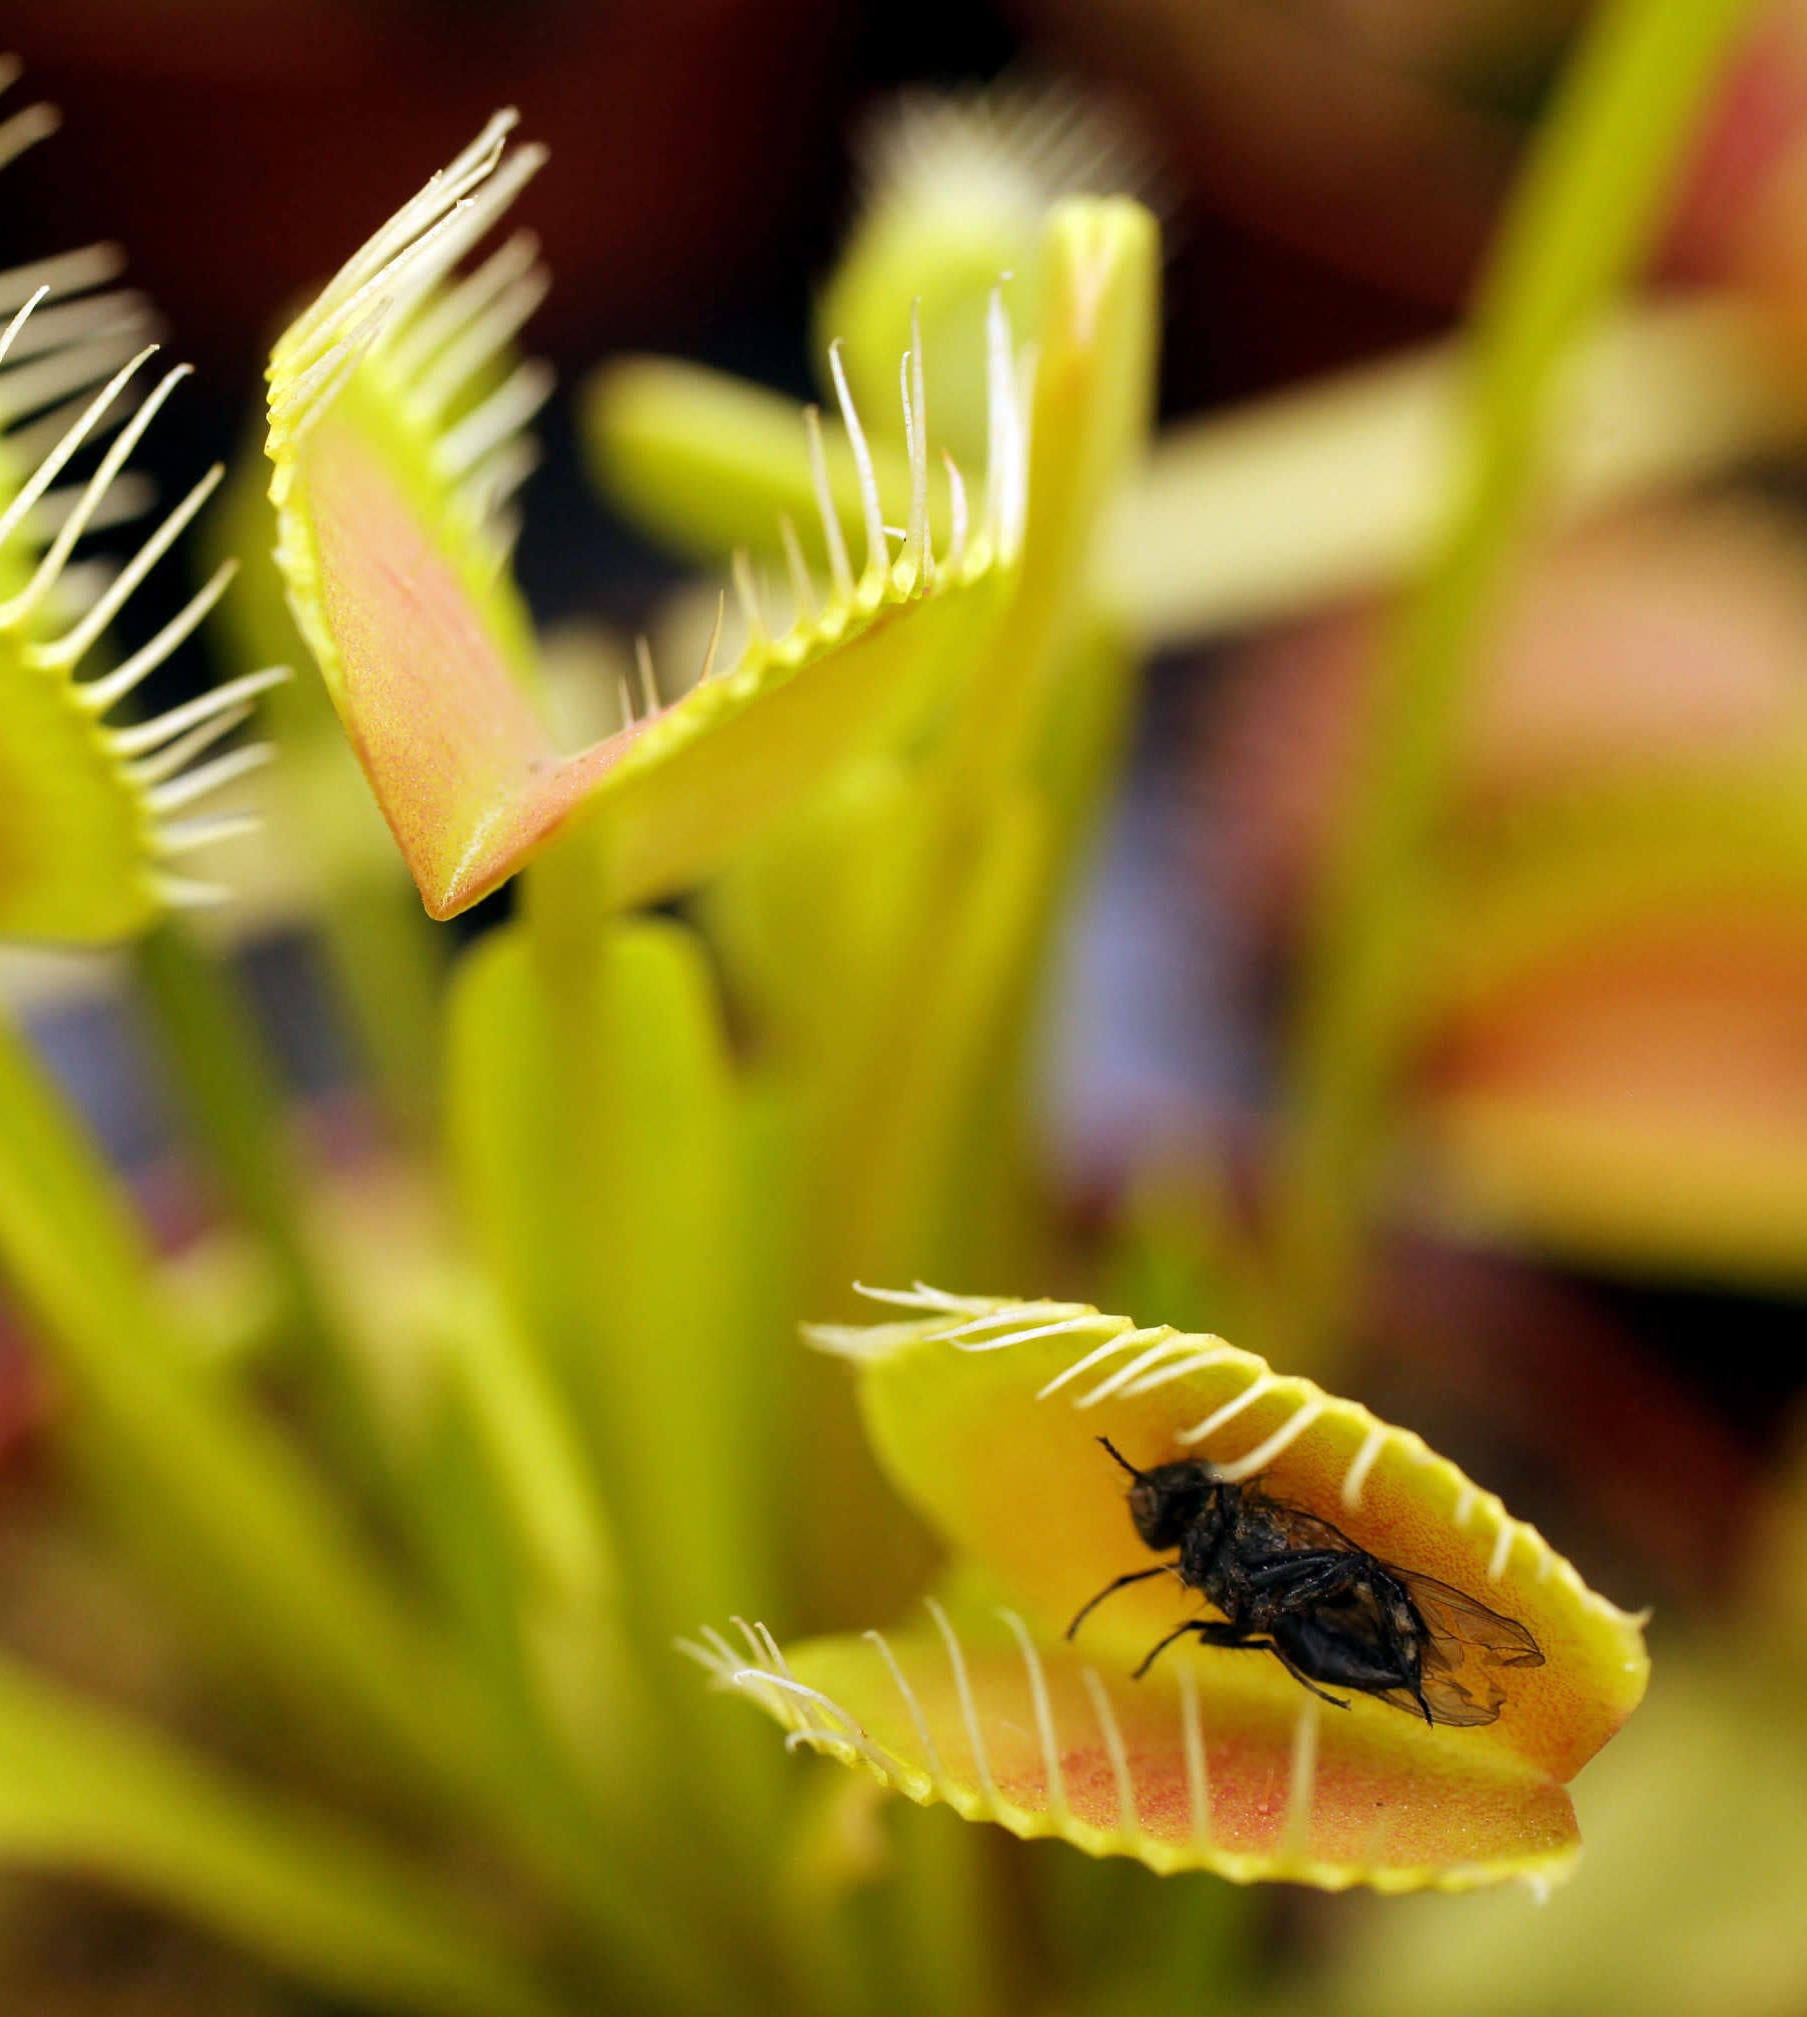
[0, 1651, 571, 2017]
[1265, 0, 1764, 1365]
[810, 203, 1161, 1297]
[130, 921, 382, 1478]
[315, 864, 446, 1145]
[520, 837, 800, 2011]
[0, 1005, 716, 2011]
[0, 1005, 438, 1753]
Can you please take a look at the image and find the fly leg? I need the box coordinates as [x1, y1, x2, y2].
[1066, 1564, 1177, 1641]
[1243, 1551, 1367, 1601]
[1132, 1617, 1271, 1681]
[1268, 1646, 1353, 1711]
[1260, 1559, 1435, 1720]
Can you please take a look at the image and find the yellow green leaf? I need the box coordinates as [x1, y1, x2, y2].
[1105, 296, 1807, 648]
[691, 1602, 1580, 1892]
[0, 1649, 565, 2017]
[699, 1291, 1647, 1892]
[1314, 1652, 1807, 2017]
[818, 85, 1146, 471]
[585, 358, 923, 572]
[267, 114, 1023, 921]
[1410, 770, 1807, 1286]
[0, 232, 280, 939]
[1420, 908, 1807, 1291]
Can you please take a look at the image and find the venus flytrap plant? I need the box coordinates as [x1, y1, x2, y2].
[696, 1289, 1647, 1894]
[261, 45, 1679, 1949]
[0, 260, 282, 928]
[593, 175, 1158, 1310]
[266, 111, 1021, 925]
[1402, 767, 1807, 1285]
[816, 85, 1149, 474]
[585, 82, 1139, 573]
[0, 75, 652, 2017]
[576, 0, 1755, 1925]
[255, 105, 1069, 2007]
[0, 4, 1773, 2005]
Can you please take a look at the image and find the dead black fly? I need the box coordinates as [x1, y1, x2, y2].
[1067, 1438, 1544, 1725]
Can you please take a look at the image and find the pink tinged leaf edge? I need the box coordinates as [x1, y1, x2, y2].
[299, 413, 651, 918]
[681, 1607, 1581, 1893]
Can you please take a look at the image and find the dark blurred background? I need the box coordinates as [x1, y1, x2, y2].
[0, 0, 1577, 614]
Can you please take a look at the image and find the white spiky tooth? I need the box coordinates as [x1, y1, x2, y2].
[925, 1596, 998, 1804]
[277, 326, 381, 447]
[271, 314, 378, 422]
[865, 1625, 945, 1784]
[857, 81, 1150, 233]
[983, 289, 1029, 561]
[281, 202, 476, 390]
[842, 1280, 985, 1313]
[674, 1636, 733, 1682]
[155, 813, 263, 859]
[0, 284, 45, 369]
[899, 351, 917, 506]
[0, 288, 151, 365]
[0, 320, 157, 424]
[409, 261, 549, 422]
[32, 470, 155, 540]
[487, 507, 524, 567]
[390, 145, 546, 324]
[803, 403, 854, 604]
[388, 116, 528, 254]
[778, 513, 816, 627]
[0, 242, 126, 315]
[151, 870, 231, 909]
[0, 361, 190, 630]
[147, 741, 274, 815]
[0, 99, 59, 175]
[731, 549, 767, 645]
[117, 673, 290, 774]
[2, 366, 150, 467]
[281, 132, 545, 398]
[117, 663, 289, 763]
[32, 462, 224, 672]
[913, 378, 933, 588]
[903, 304, 932, 586]
[0, 343, 157, 557]
[633, 635, 659, 717]
[458, 432, 539, 528]
[698, 591, 727, 683]
[296, 111, 519, 350]
[129, 708, 255, 787]
[44, 558, 116, 616]
[827, 339, 887, 590]
[699, 1624, 743, 1674]
[941, 449, 969, 574]
[434, 356, 552, 479]
[386, 228, 540, 380]
[77, 558, 237, 715]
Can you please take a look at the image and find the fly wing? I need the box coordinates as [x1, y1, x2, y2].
[1397, 1571, 1545, 1667]
[1252, 1497, 1364, 1556]
[1393, 1569, 1544, 1727]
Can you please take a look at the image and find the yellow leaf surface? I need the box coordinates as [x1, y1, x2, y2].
[697, 1291, 1648, 1892]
